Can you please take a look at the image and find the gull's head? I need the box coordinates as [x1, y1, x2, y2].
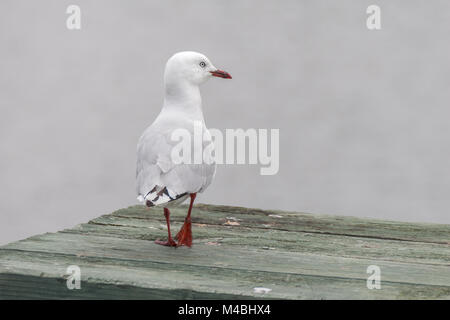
[164, 51, 232, 86]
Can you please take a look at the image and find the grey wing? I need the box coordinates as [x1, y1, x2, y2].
[136, 127, 177, 205]
[136, 125, 216, 207]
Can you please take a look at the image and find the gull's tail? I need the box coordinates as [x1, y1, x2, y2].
[137, 186, 188, 207]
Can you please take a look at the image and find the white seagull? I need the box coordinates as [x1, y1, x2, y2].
[136, 51, 232, 247]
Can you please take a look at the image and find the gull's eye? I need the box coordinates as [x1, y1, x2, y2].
[199, 61, 206, 68]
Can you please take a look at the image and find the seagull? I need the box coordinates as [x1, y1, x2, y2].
[136, 51, 232, 247]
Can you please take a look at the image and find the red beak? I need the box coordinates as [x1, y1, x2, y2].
[210, 69, 232, 79]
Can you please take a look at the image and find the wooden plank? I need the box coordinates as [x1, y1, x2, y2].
[2, 232, 450, 286]
[1, 252, 449, 300]
[69, 214, 450, 266]
[0, 273, 255, 300]
[109, 204, 450, 244]
[1, 204, 449, 299]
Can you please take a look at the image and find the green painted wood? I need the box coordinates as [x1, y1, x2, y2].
[1, 204, 449, 299]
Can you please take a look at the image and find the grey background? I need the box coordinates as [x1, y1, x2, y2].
[1, 1, 450, 245]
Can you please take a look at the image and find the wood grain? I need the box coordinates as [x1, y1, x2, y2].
[1, 204, 449, 299]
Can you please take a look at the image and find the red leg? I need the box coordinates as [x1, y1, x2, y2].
[175, 193, 196, 247]
[155, 208, 177, 247]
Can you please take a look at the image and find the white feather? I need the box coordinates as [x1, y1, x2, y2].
[136, 52, 218, 207]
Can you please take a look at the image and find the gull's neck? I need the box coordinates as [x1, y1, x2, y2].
[162, 79, 204, 122]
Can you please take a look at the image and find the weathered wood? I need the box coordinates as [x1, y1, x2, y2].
[1, 204, 449, 299]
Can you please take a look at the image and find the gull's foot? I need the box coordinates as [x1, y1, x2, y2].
[175, 218, 192, 247]
[155, 238, 177, 247]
